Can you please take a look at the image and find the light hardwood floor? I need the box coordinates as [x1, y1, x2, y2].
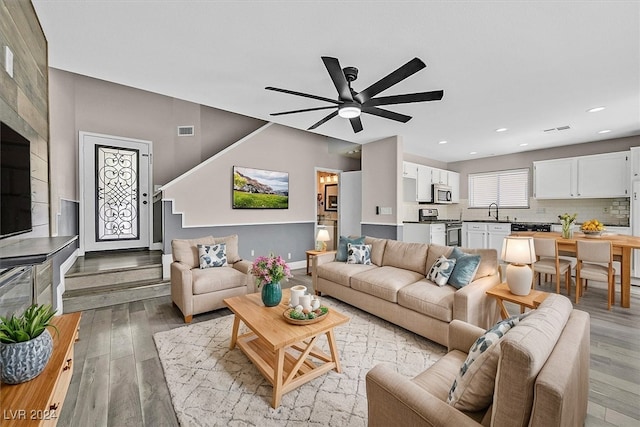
[59, 270, 640, 426]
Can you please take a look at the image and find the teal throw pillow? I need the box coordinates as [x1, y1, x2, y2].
[448, 247, 481, 289]
[336, 235, 365, 262]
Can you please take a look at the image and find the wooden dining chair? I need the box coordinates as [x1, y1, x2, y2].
[532, 238, 572, 295]
[575, 240, 616, 309]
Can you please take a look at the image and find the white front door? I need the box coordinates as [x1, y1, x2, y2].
[80, 132, 152, 253]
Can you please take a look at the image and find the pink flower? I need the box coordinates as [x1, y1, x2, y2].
[251, 253, 293, 287]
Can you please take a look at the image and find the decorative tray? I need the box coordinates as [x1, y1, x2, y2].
[283, 307, 329, 325]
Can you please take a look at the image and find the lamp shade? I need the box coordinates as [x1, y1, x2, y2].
[316, 229, 330, 242]
[501, 236, 536, 265]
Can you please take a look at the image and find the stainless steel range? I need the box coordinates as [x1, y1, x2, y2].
[418, 208, 462, 246]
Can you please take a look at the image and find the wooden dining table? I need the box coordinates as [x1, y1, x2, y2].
[512, 231, 640, 308]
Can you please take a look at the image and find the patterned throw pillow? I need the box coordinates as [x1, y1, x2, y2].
[346, 243, 372, 265]
[337, 236, 366, 262]
[447, 313, 527, 411]
[427, 255, 456, 286]
[197, 243, 227, 269]
[448, 247, 482, 289]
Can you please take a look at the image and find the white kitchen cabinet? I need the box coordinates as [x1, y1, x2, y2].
[403, 177, 417, 202]
[534, 151, 629, 199]
[416, 165, 433, 202]
[448, 171, 460, 203]
[631, 147, 640, 179]
[403, 161, 418, 179]
[487, 223, 511, 254]
[533, 158, 576, 199]
[431, 168, 448, 185]
[463, 222, 487, 249]
[403, 223, 445, 245]
[576, 152, 629, 198]
[430, 223, 447, 246]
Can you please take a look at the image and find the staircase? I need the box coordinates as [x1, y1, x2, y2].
[62, 250, 170, 313]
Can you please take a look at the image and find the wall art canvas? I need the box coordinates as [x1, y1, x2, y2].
[233, 166, 289, 209]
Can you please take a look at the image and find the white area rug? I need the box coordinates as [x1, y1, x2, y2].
[154, 298, 446, 426]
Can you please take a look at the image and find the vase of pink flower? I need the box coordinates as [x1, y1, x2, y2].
[250, 254, 293, 307]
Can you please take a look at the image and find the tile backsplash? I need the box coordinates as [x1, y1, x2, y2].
[404, 197, 630, 226]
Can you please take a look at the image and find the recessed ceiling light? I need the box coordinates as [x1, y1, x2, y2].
[438, 140, 448, 144]
[495, 128, 508, 132]
[519, 143, 528, 146]
[598, 129, 612, 134]
[469, 151, 477, 155]
[587, 106, 606, 113]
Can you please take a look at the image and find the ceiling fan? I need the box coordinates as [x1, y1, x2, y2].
[265, 56, 444, 133]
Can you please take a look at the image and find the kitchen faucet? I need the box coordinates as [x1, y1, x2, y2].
[488, 203, 499, 221]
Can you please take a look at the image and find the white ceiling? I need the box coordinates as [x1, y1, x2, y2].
[32, 1, 640, 163]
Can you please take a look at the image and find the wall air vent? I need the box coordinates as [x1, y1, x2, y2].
[543, 125, 571, 133]
[177, 126, 195, 136]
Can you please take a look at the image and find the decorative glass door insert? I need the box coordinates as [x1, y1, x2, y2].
[95, 145, 139, 241]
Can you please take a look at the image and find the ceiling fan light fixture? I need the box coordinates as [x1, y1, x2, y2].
[338, 103, 361, 119]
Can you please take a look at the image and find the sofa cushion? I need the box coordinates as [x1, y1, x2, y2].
[191, 266, 247, 295]
[447, 314, 525, 411]
[213, 234, 241, 264]
[382, 240, 429, 274]
[172, 236, 216, 268]
[448, 247, 481, 289]
[317, 262, 377, 287]
[427, 255, 457, 286]
[364, 236, 388, 266]
[198, 243, 228, 268]
[336, 235, 365, 262]
[351, 266, 424, 303]
[413, 350, 468, 400]
[347, 243, 372, 265]
[426, 244, 454, 276]
[397, 279, 456, 322]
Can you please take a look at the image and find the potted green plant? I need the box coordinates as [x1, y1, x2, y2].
[0, 304, 58, 384]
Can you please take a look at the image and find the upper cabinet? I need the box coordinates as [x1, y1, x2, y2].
[402, 162, 460, 203]
[534, 151, 629, 199]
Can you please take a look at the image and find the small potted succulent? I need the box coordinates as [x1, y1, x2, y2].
[0, 304, 58, 384]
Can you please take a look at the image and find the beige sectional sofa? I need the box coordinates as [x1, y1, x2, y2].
[366, 293, 590, 426]
[312, 237, 501, 347]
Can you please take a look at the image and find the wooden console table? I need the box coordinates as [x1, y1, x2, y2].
[1, 312, 81, 426]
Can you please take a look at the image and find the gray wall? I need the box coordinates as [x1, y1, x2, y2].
[163, 202, 314, 262]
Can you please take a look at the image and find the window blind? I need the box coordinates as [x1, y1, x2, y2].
[468, 168, 529, 208]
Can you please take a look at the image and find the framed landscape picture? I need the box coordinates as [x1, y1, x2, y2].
[232, 166, 289, 209]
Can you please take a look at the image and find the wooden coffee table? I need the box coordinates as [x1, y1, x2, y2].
[224, 289, 350, 408]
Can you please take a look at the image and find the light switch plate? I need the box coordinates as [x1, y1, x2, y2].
[380, 207, 392, 215]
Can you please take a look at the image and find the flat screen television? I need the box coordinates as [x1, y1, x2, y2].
[1, 122, 32, 239]
[232, 166, 289, 209]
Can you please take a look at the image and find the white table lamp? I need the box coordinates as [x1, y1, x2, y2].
[316, 229, 330, 251]
[501, 236, 536, 296]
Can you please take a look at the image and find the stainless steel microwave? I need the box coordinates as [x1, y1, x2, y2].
[433, 184, 453, 204]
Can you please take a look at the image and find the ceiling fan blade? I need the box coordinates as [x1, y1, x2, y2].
[364, 90, 444, 107]
[354, 58, 426, 104]
[270, 106, 337, 116]
[362, 106, 412, 123]
[322, 56, 353, 101]
[308, 110, 339, 130]
[350, 116, 363, 133]
[265, 86, 340, 105]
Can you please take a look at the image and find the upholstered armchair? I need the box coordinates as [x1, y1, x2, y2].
[366, 294, 590, 427]
[170, 235, 253, 322]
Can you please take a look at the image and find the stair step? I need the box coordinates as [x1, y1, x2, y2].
[63, 280, 170, 313]
[65, 264, 163, 291]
